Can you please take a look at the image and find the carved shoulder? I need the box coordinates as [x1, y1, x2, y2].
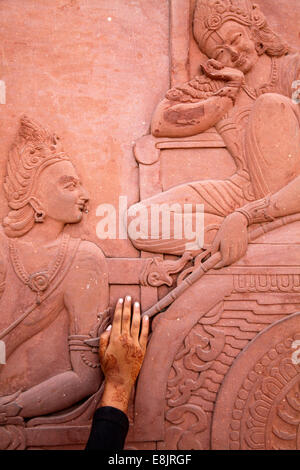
[64, 239, 109, 335]
[74, 239, 107, 269]
[165, 73, 224, 103]
[69, 239, 109, 291]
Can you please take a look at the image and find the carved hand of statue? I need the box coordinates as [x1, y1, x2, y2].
[0, 391, 23, 423]
[202, 59, 245, 85]
[98, 297, 149, 414]
[211, 212, 248, 269]
[96, 307, 112, 337]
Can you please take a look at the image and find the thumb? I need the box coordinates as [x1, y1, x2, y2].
[99, 325, 112, 361]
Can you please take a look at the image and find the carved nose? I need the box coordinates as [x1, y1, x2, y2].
[80, 186, 90, 203]
[227, 46, 239, 62]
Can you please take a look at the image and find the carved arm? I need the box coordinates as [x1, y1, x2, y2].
[14, 242, 109, 418]
[236, 175, 300, 226]
[151, 95, 236, 138]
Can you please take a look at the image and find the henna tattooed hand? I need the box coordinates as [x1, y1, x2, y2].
[98, 296, 149, 414]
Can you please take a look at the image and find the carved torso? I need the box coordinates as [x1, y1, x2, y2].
[0, 234, 80, 395]
[0, 233, 107, 397]
[167, 53, 300, 199]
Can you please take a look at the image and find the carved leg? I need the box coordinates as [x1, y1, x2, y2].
[128, 175, 248, 255]
[245, 93, 300, 199]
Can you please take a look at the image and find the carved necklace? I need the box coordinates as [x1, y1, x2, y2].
[9, 233, 70, 305]
[242, 57, 278, 101]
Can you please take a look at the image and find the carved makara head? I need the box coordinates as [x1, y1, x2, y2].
[193, 0, 289, 66]
[3, 116, 89, 237]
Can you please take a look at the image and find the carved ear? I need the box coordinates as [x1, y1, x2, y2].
[255, 40, 267, 56]
[29, 197, 46, 223]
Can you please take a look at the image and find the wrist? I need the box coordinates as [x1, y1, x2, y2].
[235, 195, 275, 226]
[214, 84, 241, 104]
[99, 380, 133, 415]
[227, 80, 243, 88]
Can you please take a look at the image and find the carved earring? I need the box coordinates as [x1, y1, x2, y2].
[255, 41, 266, 56]
[34, 210, 45, 223]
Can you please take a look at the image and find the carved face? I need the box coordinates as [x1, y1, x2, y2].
[205, 21, 259, 73]
[35, 160, 89, 224]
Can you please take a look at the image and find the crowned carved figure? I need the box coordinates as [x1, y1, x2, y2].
[129, 0, 300, 264]
[130, 0, 300, 449]
[0, 117, 109, 450]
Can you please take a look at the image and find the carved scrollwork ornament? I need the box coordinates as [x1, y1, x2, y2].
[140, 253, 193, 288]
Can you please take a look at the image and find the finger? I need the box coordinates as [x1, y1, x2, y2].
[213, 240, 225, 269]
[211, 236, 220, 255]
[208, 59, 223, 70]
[122, 295, 132, 335]
[99, 325, 112, 361]
[230, 243, 238, 264]
[223, 244, 233, 267]
[131, 301, 141, 340]
[236, 241, 245, 262]
[214, 259, 225, 269]
[111, 298, 123, 337]
[240, 240, 248, 258]
[139, 315, 149, 351]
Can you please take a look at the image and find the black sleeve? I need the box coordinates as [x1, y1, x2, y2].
[85, 406, 129, 451]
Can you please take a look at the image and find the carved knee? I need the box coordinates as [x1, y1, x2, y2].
[253, 92, 294, 113]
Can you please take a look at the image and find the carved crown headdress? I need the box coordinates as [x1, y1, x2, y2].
[4, 116, 70, 210]
[193, 0, 266, 52]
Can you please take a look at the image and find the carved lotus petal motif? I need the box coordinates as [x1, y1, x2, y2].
[28, 272, 49, 292]
[205, 14, 223, 31]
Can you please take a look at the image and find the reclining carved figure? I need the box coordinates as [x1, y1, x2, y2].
[129, 0, 300, 269]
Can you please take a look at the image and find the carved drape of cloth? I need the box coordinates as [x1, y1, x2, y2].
[133, 54, 300, 255]
[0, 235, 83, 396]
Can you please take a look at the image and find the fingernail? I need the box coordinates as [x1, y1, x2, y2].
[144, 315, 149, 321]
[135, 302, 140, 308]
[126, 295, 131, 302]
[119, 298, 124, 303]
[106, 325, 112, 331]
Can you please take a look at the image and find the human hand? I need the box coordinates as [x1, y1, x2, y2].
[202, 59, 245, 84]
[98, 296, 149, 414]
[211, 212, 248, 269]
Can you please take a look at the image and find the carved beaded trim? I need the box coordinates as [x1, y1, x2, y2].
[9, 233, 69, 301]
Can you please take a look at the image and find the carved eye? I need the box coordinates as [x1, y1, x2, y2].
[232, 33, 242, 45]
[216, 49, 224, 59]
[65, 182, 76, 190]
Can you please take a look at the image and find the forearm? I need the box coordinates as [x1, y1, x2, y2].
[152, 95, 234, 138]
[268, 176, 300, 218]
[16, 368, 100, 418]
[236, 176, 300, 226]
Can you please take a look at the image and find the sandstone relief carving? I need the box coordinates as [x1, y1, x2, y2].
[1, 0, 300, 451]
[0, 116, 110, 449]
[132, 0, 300, 450]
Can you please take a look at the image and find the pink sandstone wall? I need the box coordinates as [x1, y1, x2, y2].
[0, 0, 169, 257]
